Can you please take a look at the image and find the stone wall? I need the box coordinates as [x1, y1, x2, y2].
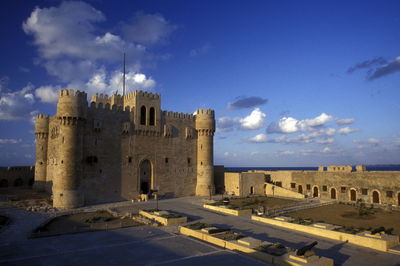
[0, 166, 34, 188]
[224, 171, 265, 196]
[266, 169, 400, 206]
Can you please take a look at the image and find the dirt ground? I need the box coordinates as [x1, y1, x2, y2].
[33, 210, 143, 237]
[285, 203, 400, 234]
[228, 196, 298, 210]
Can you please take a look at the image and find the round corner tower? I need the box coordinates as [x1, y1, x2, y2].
[195, 109, 215, 196]
[53, 89, 87, 209]
[34, 114, 49, 191]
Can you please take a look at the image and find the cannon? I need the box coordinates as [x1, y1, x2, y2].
[296, 241, 318, 256]
[371, 227, 385, 235]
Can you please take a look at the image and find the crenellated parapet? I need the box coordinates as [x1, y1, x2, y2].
[195, 109, 215, 133]
[163, 111, 194, 120]
[57, 89, 88, 119]
[35, 114, 49, 139]
[130, 90, 160, 99]
[88, 102, 132, 113]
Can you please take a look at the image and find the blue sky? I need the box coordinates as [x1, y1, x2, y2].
[1, 0, 399, 167]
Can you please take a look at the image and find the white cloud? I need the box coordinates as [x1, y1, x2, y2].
[35, 85, 61, 103]
[316, 138, 335, 144]
[239, 108, 266, 130]
[338, 127, 359, 135]
[353, 138, 380, 144]
[0, 139, 22, 144]
[322, 147, 332, 153]
[278, 117, 299, 133]
[300, 113, 333, 128]
[86, 70, 156, 96]
[278, 150, 296, 155]
[248, 133, 268, 143]
[268, 128, 336, 144]
[336, 118, 355, 125]
[23, 2, 170, 94]
[223, 152, 237, 157]
[270, 113, 333, 133]
[0, 84, 36, 120]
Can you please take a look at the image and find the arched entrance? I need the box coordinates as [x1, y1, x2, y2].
[350, 189, 357, 201]
[372, 191, 380, 204]
[298, 185, 303, 194]
[139, 160, 152, 194]
[330, 188, 336, 199]
[313, 186, 319, 197]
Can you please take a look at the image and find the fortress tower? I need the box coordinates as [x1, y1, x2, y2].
[195, 109, 215, 196]
[53, 89, 87, 209]
[33, 114, 49, 191]
[34, 88, 217, 209]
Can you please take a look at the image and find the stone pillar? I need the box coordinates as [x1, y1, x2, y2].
[34, 114, 49, 191]
[195, 109, 215, 196]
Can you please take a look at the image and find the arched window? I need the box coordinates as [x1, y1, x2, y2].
[149, 107, 155, 126]
[140, 106, 146, 125]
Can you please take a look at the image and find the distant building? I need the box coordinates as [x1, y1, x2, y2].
[224, 166, 400, 206]
[34, 89, 215, 209]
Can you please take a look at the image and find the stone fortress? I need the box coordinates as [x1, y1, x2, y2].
[222, 165, 400, 207]
[30, 89, 400, 210]
[33, 89, 215, 209]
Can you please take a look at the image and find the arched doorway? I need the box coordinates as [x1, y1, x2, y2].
[139, 160, 151, 194]
[330, 188, 336, 199]
[313, 186, 319, 197]
[350, 189, 357, 201]
[298, 185, 303, 194]
[372, 191, 380, 204]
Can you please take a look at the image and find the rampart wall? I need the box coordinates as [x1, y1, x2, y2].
[0, 166, 34, 188]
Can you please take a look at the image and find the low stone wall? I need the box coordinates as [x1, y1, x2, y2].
[265, 184, 306, 199]
[179, 225, 334, 266]
[203, 204, 252, 216]
[139, 210, 187, 226]
[252, 216, 400, 252]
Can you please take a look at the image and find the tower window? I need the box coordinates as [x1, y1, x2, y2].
[165, 157, 169, 163]
[187, 158, 191, 166]
[128, 157, 132, 163]
[149, 107, 155, 126]
[322, 185, 327, 192]
[140, 106, 146, 125]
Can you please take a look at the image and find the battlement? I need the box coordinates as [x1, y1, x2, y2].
[89, 102, 131, 114]
[326, 165, 353, 172]
[195, 109, 215, 116]
[132, 90, 160, 99]
[35, 114, 49, 134]
[163, 111, 194, 120]
[59, 89, 87, 98]
[36, 114, 49, 120]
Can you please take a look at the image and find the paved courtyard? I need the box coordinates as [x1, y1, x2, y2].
[1, 196, 400, 265]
